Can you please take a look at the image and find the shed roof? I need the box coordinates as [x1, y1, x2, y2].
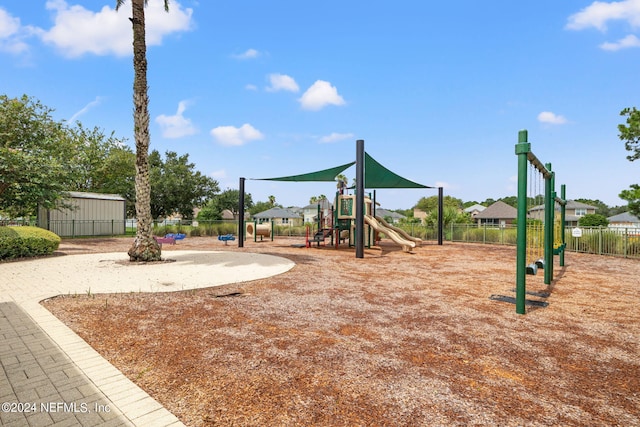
[67, 191, 126, 201]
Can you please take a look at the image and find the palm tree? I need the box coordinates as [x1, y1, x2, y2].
[116, 0, 169, 261]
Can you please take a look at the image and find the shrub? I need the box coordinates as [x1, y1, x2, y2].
[189, 227, 202, 237]
[0, 226, 61, 260]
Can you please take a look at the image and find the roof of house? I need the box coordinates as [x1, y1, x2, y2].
[375, 208, 406, 220]
[530, 200, 598, 212]
[303, 199, 333, 210]
[474, 201, 517, 219]
[464, 204, 486, 213]
[608, 212, 640, 223]
[253, 207, 301, 219]
[221, 209, 235, 220]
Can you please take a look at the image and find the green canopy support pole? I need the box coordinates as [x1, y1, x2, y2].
[438, 187, 444, 245]
[355, 139, 365, 258]
[238, 177, 245, 248]
[515, 130, 530, 315]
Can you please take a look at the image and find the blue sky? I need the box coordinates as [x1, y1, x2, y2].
[2, 1, 638, 210]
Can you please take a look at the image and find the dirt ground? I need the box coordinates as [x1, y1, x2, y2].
[42, 236, 640, 426]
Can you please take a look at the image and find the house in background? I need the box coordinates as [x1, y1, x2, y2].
[38, 191, 126, 237]
[413, 208, 428, 223]
[473, 201, 517, 226]
[253, 207, 303, 227]
[529, 200, 597, 227]
[464, 204, 486, 219]
[303, 199, 333, 226]
[608, 212, 640, 230]
[374, 208, 406, 224]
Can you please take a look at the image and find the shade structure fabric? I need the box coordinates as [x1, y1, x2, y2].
[256, 153, 432, 189]
[363, 153, 432, 189]
[256, 161, 355, 182]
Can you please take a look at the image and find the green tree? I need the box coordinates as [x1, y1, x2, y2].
[574, 199, 612, 218]
[619, 184, 640, 218]
[414, 195, 463, 212]
[618, 107, 640, 161]
[197, 189, 253, 221]
[116, 0, 169, 261]
[423, 206, 470, 227]
[618, 107, 640, 217]
[249, 201, 275, 216]
[0, 94, 76, 217]
[67, 123, 135, 212]
[149, 150, 219, 220]
[578, 213, 609, 227]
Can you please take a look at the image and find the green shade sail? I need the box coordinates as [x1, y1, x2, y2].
[256, 153, 432, 189]
[363, 153, 432, 189]
[256, 161, 355, 182]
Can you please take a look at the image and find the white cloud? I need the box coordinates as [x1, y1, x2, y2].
[434, 181, 453, 190]
[210, 169, 227, 179]
[566, 0, 640, 31]
[156, 100, 197, 138]
[69, 96, 103, 122]
[210, 123, 264, 146]
[266, 73, 299, 92]
[40, 0, 193, 58]
[600, 33, 640, 49]
[319, 132, 354, 144]
[537, 111, 568, 125]
[0, 7, 37, 54]
[299, 80, 346, 111]
[245, 84, 258, 91]
[233, 48, 259, 59]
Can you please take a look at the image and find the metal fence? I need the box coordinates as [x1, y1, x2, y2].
[9, 218, 640, 259]
[46, 219, 127, 237]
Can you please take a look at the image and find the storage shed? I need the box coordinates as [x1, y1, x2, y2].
[38, 191, 126, 237]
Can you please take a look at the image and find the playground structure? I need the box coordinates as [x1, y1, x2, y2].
[514, 130, 567, 314]
[244, 221, 274, 242]
[237, 140, 443, 257]
[305, 193, 420, 252]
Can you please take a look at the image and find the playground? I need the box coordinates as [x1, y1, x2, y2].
[42, 236, 640, 426]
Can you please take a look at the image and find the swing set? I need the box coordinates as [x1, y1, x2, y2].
[514, 130, 567, 314]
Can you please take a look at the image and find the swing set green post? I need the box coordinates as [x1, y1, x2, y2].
[544, 162, 554, 286]
[515, 130, 566, 314]
[515, 130, 530, 315]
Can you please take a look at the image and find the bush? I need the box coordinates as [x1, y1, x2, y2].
[189, 227, 202, 237]
[153, 225, 176, 236]
[0, 226, 61, 260]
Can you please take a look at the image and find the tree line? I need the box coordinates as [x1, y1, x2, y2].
[0, 94, 223, 220]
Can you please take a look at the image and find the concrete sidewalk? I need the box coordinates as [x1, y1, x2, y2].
[0, 251, 295, 426]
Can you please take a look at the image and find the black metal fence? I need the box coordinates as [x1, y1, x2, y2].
[4, 218, 639, 259]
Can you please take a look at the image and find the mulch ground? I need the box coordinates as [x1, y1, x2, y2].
[42, 236, 640, 426]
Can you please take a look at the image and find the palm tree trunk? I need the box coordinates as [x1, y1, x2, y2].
[127, 0, 161, 261]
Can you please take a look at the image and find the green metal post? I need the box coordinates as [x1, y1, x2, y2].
[544, 163, 553, 285]
[560, 184, 566, 266]
[515, 130, 530, 314]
